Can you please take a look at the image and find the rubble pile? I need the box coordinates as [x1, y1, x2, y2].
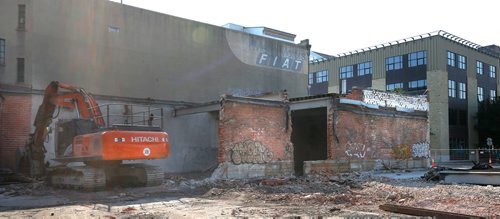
[170, 171, 500, 217]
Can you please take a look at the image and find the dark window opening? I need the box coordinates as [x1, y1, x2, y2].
[0, 38, 5, 65]
[18, 4, 26, 30]
[17, 58, 24, 83]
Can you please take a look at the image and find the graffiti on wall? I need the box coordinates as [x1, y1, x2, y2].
[345, 142, 366, 159]
[362, 90, 428, 111]
[230, 140, 273, 164]
[227, 88, 266, 97]
[412, 142, 430, 158]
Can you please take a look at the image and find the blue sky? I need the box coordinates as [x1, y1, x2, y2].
[110, 0, 499, 55]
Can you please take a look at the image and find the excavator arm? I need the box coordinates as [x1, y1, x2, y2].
[16, 81, 105, 178]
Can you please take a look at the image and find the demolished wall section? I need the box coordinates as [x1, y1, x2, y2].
[215, 98, 293, 178]
[0, 93, 32, 170]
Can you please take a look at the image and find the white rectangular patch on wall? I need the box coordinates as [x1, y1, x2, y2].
[108, 26, 120, 33]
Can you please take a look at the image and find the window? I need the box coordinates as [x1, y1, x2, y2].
[408, 51, 426, 67]
[448, 80, 456, 98]
[458, 55, 466, 69]
[316, 70, 328, 83]
[357, 61, 372, 76]
[386, 55, 403, 71]
[0, 39, 5, 65]
[339, 65, 353, 79]
[490, 65, 497, 78]
[447, 51, 455, 67]
[458, 82, 466, 99]
[490, 90, 497, 101]
[478, 87, 484, 102]
[18, 5, 26, 30]
[408, 80, 427, 89]
[476, 61, 483, 75]
[386, 83, 403, 91]
[17, 58, 24, 83]
[308, 73, 314, 85]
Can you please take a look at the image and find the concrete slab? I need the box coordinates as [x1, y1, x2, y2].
[372, 170, 428, 179]
[441, 170, 500, 185]
[0, 194, 70, 210]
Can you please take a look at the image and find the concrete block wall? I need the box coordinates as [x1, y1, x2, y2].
[0, 93, 32, 170]
[215, 99, 294, 178]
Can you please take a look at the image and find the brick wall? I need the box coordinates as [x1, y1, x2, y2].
[218, 100, 292, 164]
[331, 109, 428, 161]
[0, 93, 32, 170]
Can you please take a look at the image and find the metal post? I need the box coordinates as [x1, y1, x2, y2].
[106, 105, 110, 128]
[142, 112, 145, 125]
[161, 108, 164, 129]
[130, 105, 133, 125]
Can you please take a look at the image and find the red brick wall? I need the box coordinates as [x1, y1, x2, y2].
[331, 109, 427, 160]
[218, 101, 292, 164]
[343, 88, 363, 101]
[0, 93, 32, 170]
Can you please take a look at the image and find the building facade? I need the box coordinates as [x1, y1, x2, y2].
[0, 0, 310, 171]
[309, 31, 500, 161]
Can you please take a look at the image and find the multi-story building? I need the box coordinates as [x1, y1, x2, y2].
[309, 31, 500, 161]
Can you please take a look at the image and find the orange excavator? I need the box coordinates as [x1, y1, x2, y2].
[16, 81, 170, 190]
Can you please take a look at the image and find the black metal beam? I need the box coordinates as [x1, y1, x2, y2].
[379, 204, 486, 219]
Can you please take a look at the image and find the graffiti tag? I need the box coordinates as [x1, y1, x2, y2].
[362, 90, 428, 111]
[230, 140, 273, 164]
[345, 142, 366, 159]
[412, 142, 430, 158]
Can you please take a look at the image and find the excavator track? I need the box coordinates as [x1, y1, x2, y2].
[49, 166, 106, 191]
[142, 164, 164, 187]
[111, 164, 164, 187]
[49, 164, 163, 190]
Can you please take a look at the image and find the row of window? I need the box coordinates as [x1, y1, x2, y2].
[476, 61, 496, 78]
[447, 51, 466, 69]
[408, 51, 427, 67]
[385, 80, 427, 91]
[477, 87, 496, 102]
[408, 79, 427, 89]
[448, 80, 466, 99]
[308, 70, 328, 85]
[339, 61, 372, 79]
[385, 51, 427, 71]
[448, 80, 497, 101]
[386, 83, 403, 91]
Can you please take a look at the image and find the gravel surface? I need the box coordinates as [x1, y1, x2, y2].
[0, 170, 499, 218]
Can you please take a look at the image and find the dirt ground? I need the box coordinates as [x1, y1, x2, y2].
[0, 169, 499, 218]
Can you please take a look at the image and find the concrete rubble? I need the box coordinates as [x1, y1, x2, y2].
[0, 169, 499, 218]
